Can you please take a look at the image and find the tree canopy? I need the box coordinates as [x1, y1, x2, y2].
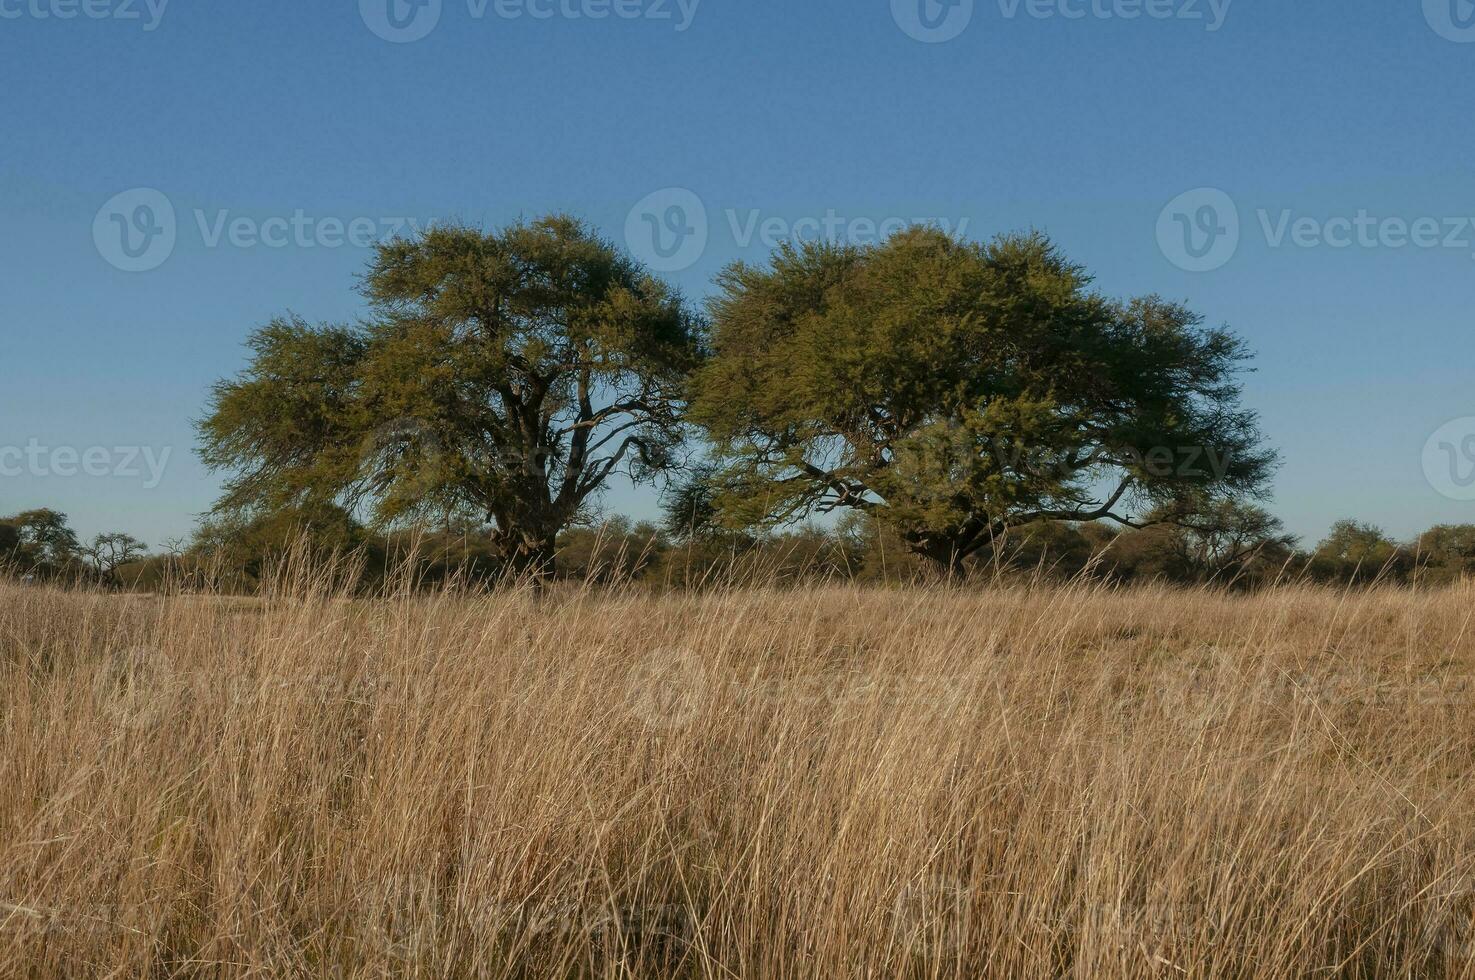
[198, 216, 702, 575]
[688, 228, 1276, 574]
[0, 509, 80, 573]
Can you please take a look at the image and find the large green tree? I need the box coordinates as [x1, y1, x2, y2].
[198, 216, 701, 576]
[0, 509, 80, 574]
[688, 228, 1276, 576]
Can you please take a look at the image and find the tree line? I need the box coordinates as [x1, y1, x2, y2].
[191, 214, 1274, 580]
[4, 506, 1473, 592]
[3, 214, 1463, 589]
[0, 509, 149, 586]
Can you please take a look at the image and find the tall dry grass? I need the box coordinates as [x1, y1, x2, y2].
[3, 563, 1475, 978]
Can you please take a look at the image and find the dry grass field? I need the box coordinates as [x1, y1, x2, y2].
[3, 568, 1475, 978]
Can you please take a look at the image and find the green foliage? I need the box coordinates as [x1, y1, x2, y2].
[191, 502, 371, 584]
[0, 511, 156, 587]
[0, 509, 81, 576]
[1309, 520, 1409, 584]
[1126, 500, 1297, 585]
[198, 216, 703, 575]
[1414, 524, 1475, 584]
[557, 517, 667, 584]
[992, 520, 1106, 579]
[690, 227, 1276, 574]
[198, 320, 369, 516]
[660, 463, 726, 542]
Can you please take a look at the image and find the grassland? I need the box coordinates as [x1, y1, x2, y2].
[3, 570, 1475, 977]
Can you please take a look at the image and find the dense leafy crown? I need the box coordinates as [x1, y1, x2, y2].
[199, 216, 700, 563]
[691, 228, 1274, 565]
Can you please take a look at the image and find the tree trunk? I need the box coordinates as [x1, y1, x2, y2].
[499, 531, 558, 582]
[907, 536, 970, 582]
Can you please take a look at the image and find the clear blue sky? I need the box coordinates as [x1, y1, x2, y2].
[3, 0, 1473, 547]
